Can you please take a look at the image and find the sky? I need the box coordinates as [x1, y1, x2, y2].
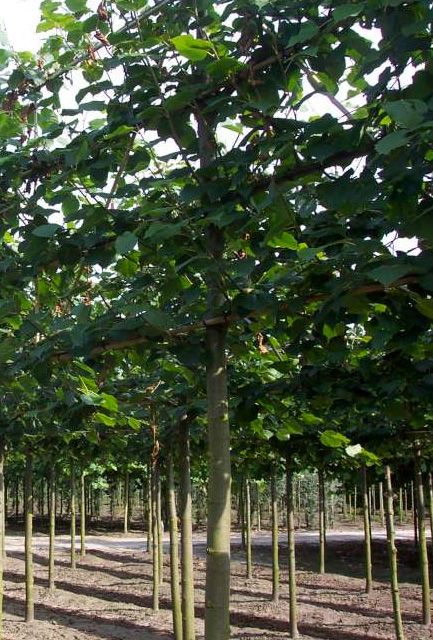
[0, 1, 420, 256]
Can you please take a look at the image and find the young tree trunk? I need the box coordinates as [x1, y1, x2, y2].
[256, 483, 261, 532]
[239, 480, 245, 550]
[124, 471, 129, 535]
[167, 456, 183, 640]
[70, 462, 76, 570]
[353, 484, 357, 521]
[384, 465, 405, 640]
[245, 479, 252, 579]
[157, 470, 163, 586]
[151, 460, 160, 612]
[80, 471, 86, 558]
[271, 474, 279, 603]
[179, 418, 195, 640]
[379, 481, 385, 527]
[318, 469, 326, 575]
[204, 299, 231, 640]
[0, 444, 5, 634]
[48, 466, 56, 591]
[428, 473, 433, 556]
[362, 466, 373, 594]
[404, 486, 408, 518]
[147, 466, 153, 553]
[399, 487, 404, 525]
[197, 100, 231, 640]
[415, 445, 431, 626]
[411, 480, 418, 547]
[286, 459, 298, 639]
[25, 453, 34, 623]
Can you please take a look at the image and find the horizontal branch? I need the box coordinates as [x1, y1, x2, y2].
[51, 276, 417, 362]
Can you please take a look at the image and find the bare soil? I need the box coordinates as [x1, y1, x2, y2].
[3, 529, 433, 640]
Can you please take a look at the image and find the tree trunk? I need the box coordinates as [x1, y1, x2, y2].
[0, 444, 5, 634]
[379, 481, 385, 527]
[147, 466, 153, 553]
[384, 465, 405, 640]
[48, 466, 56, 591]
[353, 484, 357, 521]
[428, 473, 433, 557]
[80, 471, 86, 558]
[70, 462, 76, 570]
[411, 480, 418, 547]
[362, 466, 373, 594]
[256, 483, 261, 532]
[399, 487, 404, 525]
[271, 474, 279, 603]
[124, 471, 129, 535]
[415, 445, 431, 626]
[157, 469, 163, 586]
[318, 469, 326, 575]
[204, 304, 231, 640]
[245, 479, 252, 579]
[239, 480, 245, 550]
[179, 418, 195, 640]
[167, 456, 183, 640]
[25, 453, 34, 623]
[197, 96, 231, 640]
[286, 459, 298, 639]
[151, 461, 160, 612]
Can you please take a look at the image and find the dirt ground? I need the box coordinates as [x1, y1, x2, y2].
[3, 529, 433, 640]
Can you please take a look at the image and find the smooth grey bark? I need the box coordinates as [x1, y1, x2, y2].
[199, 105, 231, 640]
[0, 444, 5, 634]
[318, 469, 326, 574]
[245, 479, 252, 579]
[167, 456, 183, 640]
[415, 445, 431, 625]
[80, 470, 86, 558]
[25, 453, 34, 623]
[362, 466, 373, 594]
[70, 462, 76, 570]
[151, 461, 160, 612]
[157, 469, 163, 586]
[123, 471, 129, 535]
[147, 465, 153, 553]
[286, 459, 298, 639]
[384, 465, 405, 640]
[271, 474, 279, 603]
[48, 466, 56, 591]
[179, 418, 196, 640]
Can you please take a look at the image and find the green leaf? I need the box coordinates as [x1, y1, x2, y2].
[333, 4, 364, 21]
[368, 264, 411, 287]
[266, 232, 298, 250]
[65, 0, 87, 12]
[288, 22, 319, 47]
[383, 100, 427, 129]
[94, 412, 116, 427]
[115, 231, 137, 255]
[172, 35, 213, 61]
[414, 297, 433, 320]
[32, 224, 62, 238]
[100, 393, 118, 412]
[320, 430, 350, 448]
[375, 130, 409, 155]
[62, 195, 80, 218]
[142, 308, 171, 331]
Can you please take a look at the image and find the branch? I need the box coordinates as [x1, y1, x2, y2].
[51, 276, 418, 362]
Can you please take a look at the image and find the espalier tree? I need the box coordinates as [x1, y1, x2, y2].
[0, 1, 430, 639]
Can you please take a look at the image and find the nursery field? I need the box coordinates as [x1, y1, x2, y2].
[2, 526, 432, 640]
